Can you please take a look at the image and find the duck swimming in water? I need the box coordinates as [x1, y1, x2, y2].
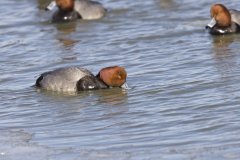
[35, 66, 128, 92]
[206, 4, 240, 35]
[45, 0, 107, 22]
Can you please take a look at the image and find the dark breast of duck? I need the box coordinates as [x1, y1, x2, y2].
[76, 75, 108, 91]
[52, 10, 81, 22]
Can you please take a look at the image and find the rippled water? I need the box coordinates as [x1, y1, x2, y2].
[1, 0, 240, 159]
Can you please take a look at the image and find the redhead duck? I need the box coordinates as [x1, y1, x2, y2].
[206, 4, 240, 35]
[45, 0, 107, 22]
[35, 66, 128, 92]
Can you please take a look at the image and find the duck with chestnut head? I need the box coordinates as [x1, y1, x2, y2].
[45, 0, 107, 22]
[35, 66, 128, 92]
[206, 4, 240, 35]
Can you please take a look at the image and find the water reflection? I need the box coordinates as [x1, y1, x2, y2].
[158, 0, 177, 9]
[211, 35, 239, 98]
[211, 35, 235, 60]
[211, 35, 239, 60]
[212, 35, 235, 49]
[36, 87, 128, 106]
[93, 88, 128, 106]
[54, 22, 77, 34]
[54, 22, 80, 48]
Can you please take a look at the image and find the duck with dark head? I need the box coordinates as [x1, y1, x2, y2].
[45, 0, 107, 22]
[206, 4, 240, 35]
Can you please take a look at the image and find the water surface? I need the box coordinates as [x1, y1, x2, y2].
[1, 0, 240, 159]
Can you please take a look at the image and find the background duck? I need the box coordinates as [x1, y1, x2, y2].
[45, 0, 107, 22]
[206, 4, 240, 35]
[35, 66, 127, 92]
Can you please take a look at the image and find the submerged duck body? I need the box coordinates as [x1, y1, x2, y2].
[35, 66, 127, 92]
[206, 4, 240, 35]
[46, 0, 107, 22]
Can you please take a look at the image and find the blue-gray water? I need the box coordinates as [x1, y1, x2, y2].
[1, 0, 240, 159]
